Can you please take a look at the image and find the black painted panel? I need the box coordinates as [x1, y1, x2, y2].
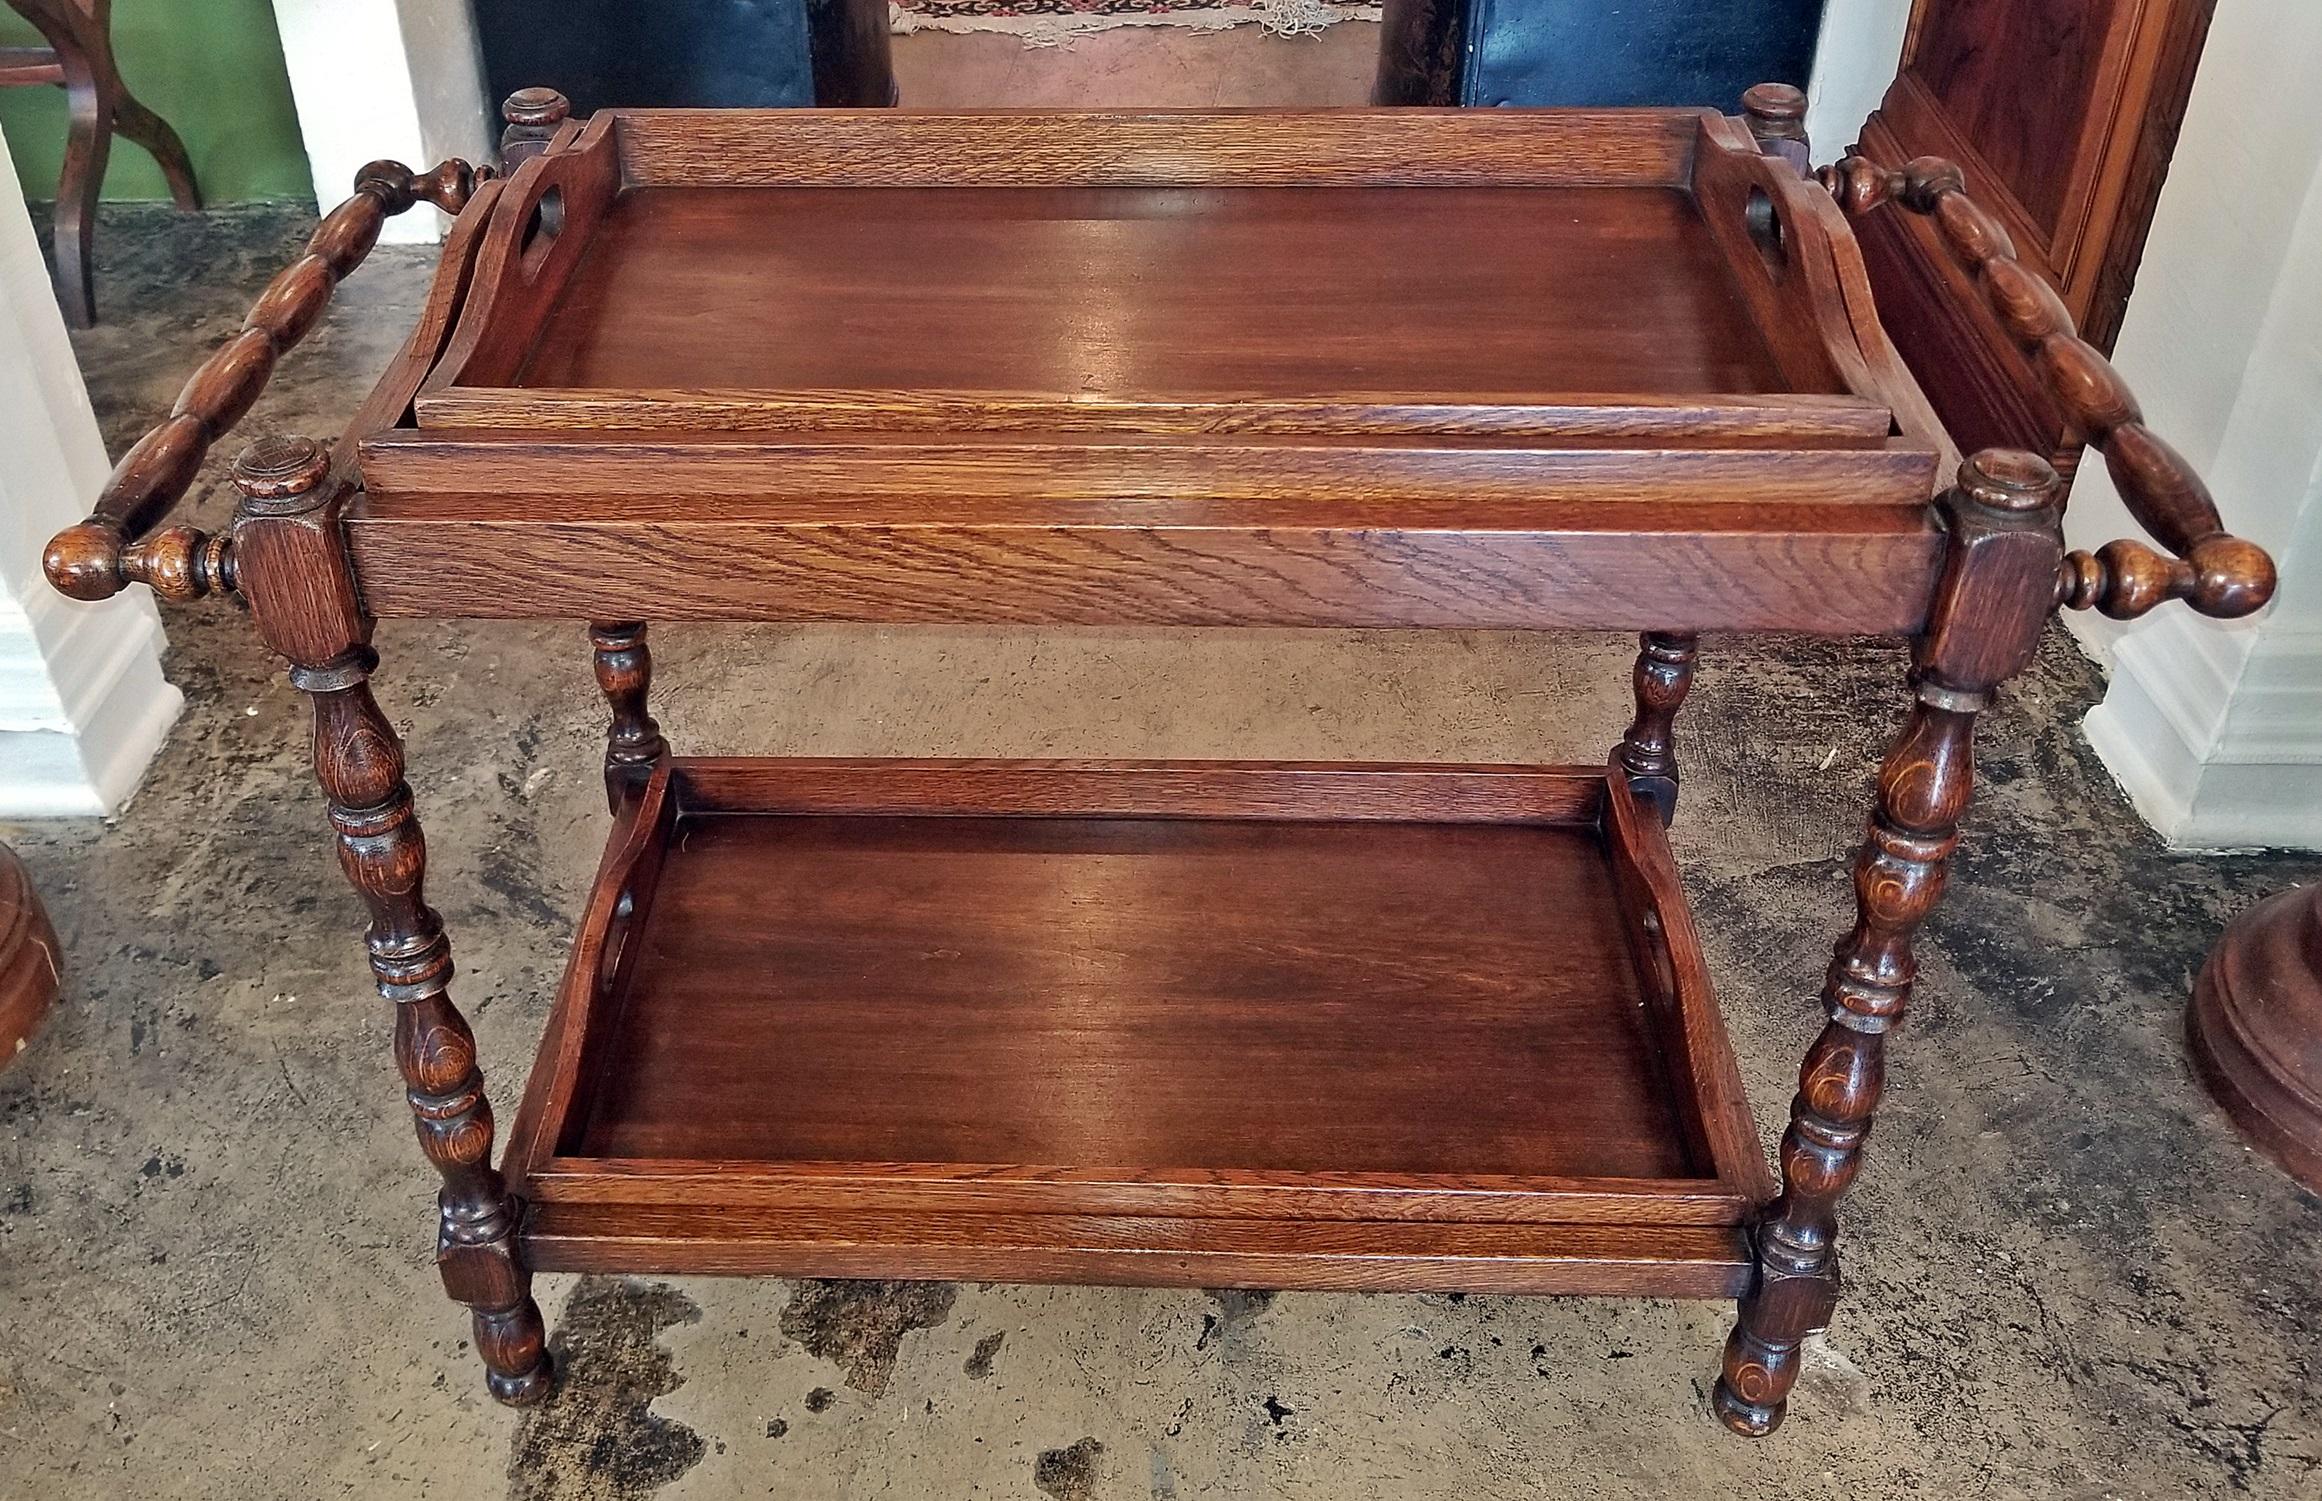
[1467, 0, 1826, 109]
[476, 0, 815, 113]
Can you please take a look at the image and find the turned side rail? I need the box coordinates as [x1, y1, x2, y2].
[1817, 152, 2276, 623]
[41, 158, 485, 605]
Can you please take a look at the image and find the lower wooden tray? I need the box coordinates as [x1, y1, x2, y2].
[503, 758, 1773, 1296]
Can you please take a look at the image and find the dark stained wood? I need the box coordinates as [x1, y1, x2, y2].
[226, 438, 554, 1408]
[343, 466, 1949, 634]
[2190, 887, 2322, 1196]
[1843, 0, 2217, 460]
[1713, 451, 2065, 1438]
[504, 185, 1793, 399]
[609, 107, 1707, 189]
[587, 621, 665, 810]
[0, 842, 60, 1065]
[587, 812, 1692, 1172]
[2, 0, 199, 326]
[426, 116, 621, 392]
[500, 758, 1769, 1286]
[44, 101, 2282, 1429]
[414, 388, 1896, 440]
[1614, 632, 1697, 824]
[1822, 154, 2276, 621]
[499, 86, 569, 168]
[523, 1209, 1754, 1295]
[43, 158, 481, 605]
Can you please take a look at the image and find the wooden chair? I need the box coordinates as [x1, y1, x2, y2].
[1, 0, 199, 326]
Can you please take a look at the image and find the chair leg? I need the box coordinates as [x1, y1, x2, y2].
[49, 69, 108, 327]
[111, 91, 202, 210]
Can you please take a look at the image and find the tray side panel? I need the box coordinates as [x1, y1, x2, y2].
[411, 389, 1899, 443]
[670, 758, 1608, 822]
[348, 436, 1945, 632]
[1601, 767, 1778, 1205]
[608, 107, 1706, 189]
[522, 1207, 1755, 1296]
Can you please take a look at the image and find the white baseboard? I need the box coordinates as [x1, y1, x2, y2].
[2085, 620, 2322, 851]
[0, 593, 183, 818]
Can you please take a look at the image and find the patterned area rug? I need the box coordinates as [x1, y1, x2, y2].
[891, 0, 1378, 41]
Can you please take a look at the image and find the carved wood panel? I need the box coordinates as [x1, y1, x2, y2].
[1851, 0, 2215, 464]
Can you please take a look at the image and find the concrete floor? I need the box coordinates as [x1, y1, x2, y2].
[6, 31, 2322, 1499]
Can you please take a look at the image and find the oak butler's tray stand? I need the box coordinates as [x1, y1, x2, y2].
[46, 84, 2275, 1437]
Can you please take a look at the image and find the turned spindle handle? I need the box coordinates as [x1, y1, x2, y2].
[1818, 153, 2277, 621]
[42, 158, 485, 603]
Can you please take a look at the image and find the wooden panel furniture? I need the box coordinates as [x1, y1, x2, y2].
[2193, 887, 2322, 1195]
[42, 87, 2275, 1440]
[1, 0, 200, 326]
[1845, 0, 2216, 466]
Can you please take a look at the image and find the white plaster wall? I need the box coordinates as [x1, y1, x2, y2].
[0, 125, 182, 816]
[268, 0, 492, 244]
[1805, 0, 1913, 154]
[2067, 2, 2322, 848]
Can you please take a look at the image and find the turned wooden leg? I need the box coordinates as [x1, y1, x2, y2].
[1714, 451, 2066, 1436]
[1712, 683, 1974, 1434]
[297, 646, 553, 1405]
[1614, 631, 1697, 824]
[588, 622, 667, 813]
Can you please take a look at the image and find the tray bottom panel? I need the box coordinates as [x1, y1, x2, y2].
[574, 811, 1697, 1182]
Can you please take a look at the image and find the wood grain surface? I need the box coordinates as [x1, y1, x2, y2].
[501, 759, 1768, 1291]
[504, 184, 1797, 399]
[609, 107, 1707, 188]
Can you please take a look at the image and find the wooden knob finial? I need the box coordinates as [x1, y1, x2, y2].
[1958, 449, 2062, 514]
[503, 87, 569, 128]
[43, 522, 125, 601]
[232, 435, 331, 505]
[1741, 83, 1806, 124]
[1740, 83, 1809, 166]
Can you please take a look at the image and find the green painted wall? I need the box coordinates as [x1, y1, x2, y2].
[0, 0, 309, 202]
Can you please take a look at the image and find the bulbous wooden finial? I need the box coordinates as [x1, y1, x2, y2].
[43, 522, 127, 601]
[1740, 83, 1810, 170]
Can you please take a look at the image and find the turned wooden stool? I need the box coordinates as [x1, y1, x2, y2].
[0, 0, 200, 326]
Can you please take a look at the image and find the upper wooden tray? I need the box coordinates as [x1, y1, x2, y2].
[394, 107, 1947, 447]
[339, 108, 1963, 634]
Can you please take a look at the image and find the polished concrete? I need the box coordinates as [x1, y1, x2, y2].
[5, 29, 2322, 1500]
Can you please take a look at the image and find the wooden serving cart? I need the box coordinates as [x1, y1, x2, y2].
[44, 86, 2274, 1438]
